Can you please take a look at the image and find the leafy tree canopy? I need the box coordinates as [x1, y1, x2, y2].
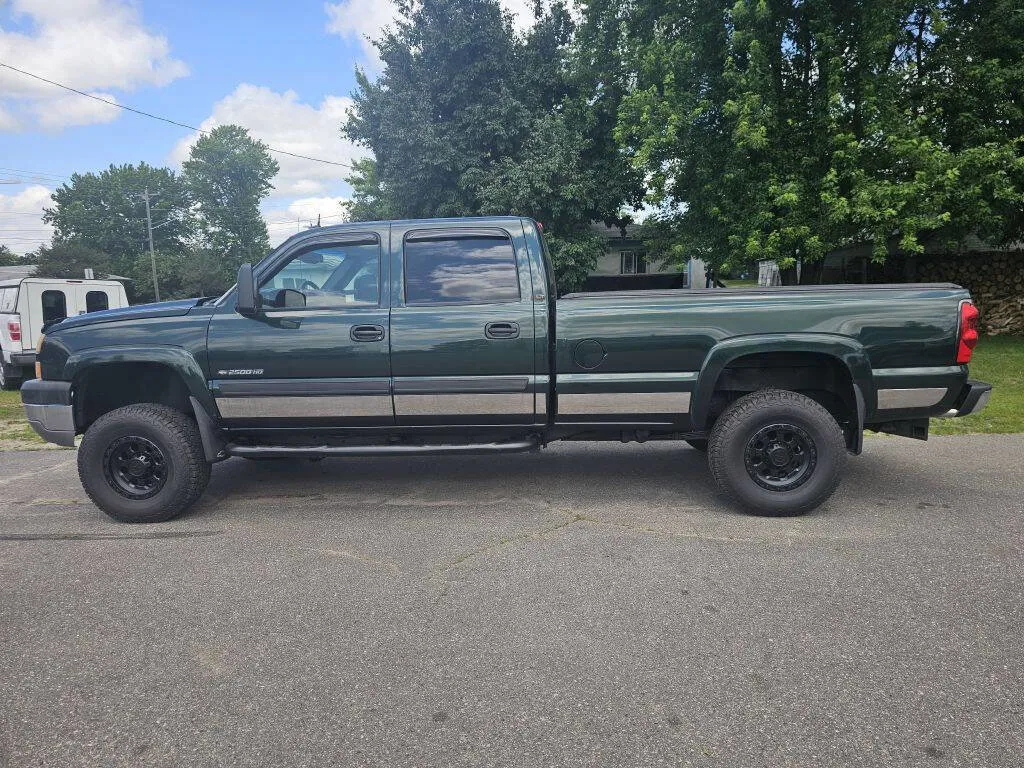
[182, 124, 279, 273]
[42, 163, 192, 280]
[588, 0, 1024, 277]
[0, 245, 25, 267]
[343, 0, 642, 291]
[33, 242, 112, 280]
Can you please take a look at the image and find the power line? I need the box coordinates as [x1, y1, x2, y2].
[0, 166, 68, 181]
[0, 61, 359, 171]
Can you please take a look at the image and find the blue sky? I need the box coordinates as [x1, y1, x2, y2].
[0, 0, 535, 255]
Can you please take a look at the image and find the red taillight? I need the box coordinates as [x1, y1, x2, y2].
[956, 301, 980, 364]
[6, 318, 20, 342]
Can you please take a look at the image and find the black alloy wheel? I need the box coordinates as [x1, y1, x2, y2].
[743, 423, 817, 491]
[103, 435, 169, 500]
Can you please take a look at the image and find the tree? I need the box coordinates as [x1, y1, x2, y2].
[344, 0, 641, 292]
[0, 245, 22, 267]
[33, 242, 111, 280]
[590, 0, 1024, 280]
[181, 125, 278, 279]
[42, 163, 193, 282]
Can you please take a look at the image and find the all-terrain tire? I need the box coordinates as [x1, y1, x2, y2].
[78, 404, 211, 523]
[0, 363, 21, 390]
[708, 388, 846, 516]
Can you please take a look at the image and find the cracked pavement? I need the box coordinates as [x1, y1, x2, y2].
[1, 436, 1023, 767]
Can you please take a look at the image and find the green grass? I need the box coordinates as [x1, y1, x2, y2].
[931, 335, 1024, 435]
[721, 278, 760, 288]
[0, 335, 1019, 447]
[0, 388, 46, 446]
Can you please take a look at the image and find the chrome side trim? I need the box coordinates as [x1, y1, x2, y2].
[214, 378, 390, 397]
[876, 387, 948, 410]
[217, 395, 393, 419]
[392, 376, 528, 394]
[558, 392, 691, 415]
[872, 366, 963, 378]
[395, 392, 533, 417]
[557, 371, 699, 384]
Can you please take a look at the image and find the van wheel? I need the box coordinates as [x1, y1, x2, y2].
[0, 363, 20, 390]
[78, 404, 211, 523]
[708, 389, 846, 516]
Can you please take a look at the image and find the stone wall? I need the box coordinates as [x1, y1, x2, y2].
[914, 251, 1024, 335]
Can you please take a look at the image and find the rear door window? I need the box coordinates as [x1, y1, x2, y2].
[85, 290, 110, 312]
[41, 290, 67, 325]
[404, 233, 520, 305]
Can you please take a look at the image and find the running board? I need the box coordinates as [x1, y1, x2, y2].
[225, 438, 540, 459]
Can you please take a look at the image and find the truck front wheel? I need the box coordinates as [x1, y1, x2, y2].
[78, 404, 211, 523]
[708, 389, 846, 516]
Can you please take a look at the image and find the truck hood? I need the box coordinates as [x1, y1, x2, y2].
[50, 298, 205, 332]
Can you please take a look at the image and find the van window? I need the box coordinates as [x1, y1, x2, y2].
[0, 287, 17, 313]
[41, 290, 67, 326]
[404, 234, 520, 305]
[86, 291, 110, 313]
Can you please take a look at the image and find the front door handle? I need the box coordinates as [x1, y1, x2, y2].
[485, 321, 520, 339]
[350, 324, 386, 342]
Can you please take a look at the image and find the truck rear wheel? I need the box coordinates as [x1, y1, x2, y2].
[708, 388, 846, 516]
[78, 404, 211, 523]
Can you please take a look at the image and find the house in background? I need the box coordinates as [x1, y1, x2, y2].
[581, 222, 707, 292]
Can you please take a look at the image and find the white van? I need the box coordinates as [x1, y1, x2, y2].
[0, 277, 129, 389]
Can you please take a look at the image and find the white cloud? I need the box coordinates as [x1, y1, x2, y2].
[325, 0, 538, 69]
[0, 104, 20, 131]
[0, 0, 188, 131]
[0, 185, 54, 256]
[34, 91, 121, 132]
[263, 196, 351, 246]
[169, 85, 367, 200]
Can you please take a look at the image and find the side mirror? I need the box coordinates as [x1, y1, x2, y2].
[235, 263, 259, 316]
[278, 288, 306, 309]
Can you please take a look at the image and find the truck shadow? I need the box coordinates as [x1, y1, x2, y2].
[192, 442, 722, 521]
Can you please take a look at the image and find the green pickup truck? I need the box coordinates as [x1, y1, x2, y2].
[22, 216, 990, 523]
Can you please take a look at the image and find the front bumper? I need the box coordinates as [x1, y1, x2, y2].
[21, 379, 75, 447]
[938, 379, 992, 418]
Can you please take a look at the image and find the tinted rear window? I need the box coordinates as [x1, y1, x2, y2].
[41, 290, 67, 325]
[86, 291, 110, 312]
[404, 235, 520, 305]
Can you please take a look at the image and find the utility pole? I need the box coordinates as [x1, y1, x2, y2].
[141, 188, 160, 302]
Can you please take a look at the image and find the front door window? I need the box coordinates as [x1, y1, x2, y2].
[259, 240, 380, 309]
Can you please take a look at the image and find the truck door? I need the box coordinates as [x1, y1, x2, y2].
[388, 223, 537, 425]
[206, 228, 393, 426]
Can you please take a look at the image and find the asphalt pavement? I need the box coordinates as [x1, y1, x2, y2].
[1, 435, 1022, 767]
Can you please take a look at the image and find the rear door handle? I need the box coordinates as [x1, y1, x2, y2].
[485, 321, 520, 339]
[350, 324, 386, 342]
